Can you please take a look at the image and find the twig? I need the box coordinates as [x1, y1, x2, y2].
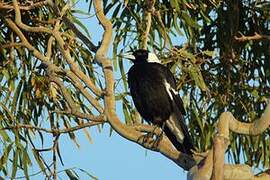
[52, 135, 60, 180]
[234, 32, 270, 42]
[0, 121, 105, 134]
[0, 1, 49, 10]
[142, 0, 155, 49]
[12, 0, 52, 33]
[64, 71, 104, 113]
[49, 75, 104, 114]
[0, 43, 24, 48]
[47, 0, 98, 52]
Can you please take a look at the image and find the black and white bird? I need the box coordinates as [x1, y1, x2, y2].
[123, 49, 194, 155]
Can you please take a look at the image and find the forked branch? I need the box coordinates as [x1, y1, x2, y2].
[190, 103, 270, 180]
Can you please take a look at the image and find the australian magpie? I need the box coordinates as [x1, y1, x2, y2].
[123, 49, 194, 155]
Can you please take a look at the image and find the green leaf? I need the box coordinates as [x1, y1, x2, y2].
[11, 79, 23, 114]
[65, 169, 79, 180]
[0, 127, 11, 142]
[72, 9, 95, 17]
[11, 149, 19, 179]
[122, 101, 131, 125]
[22, 148, 31, 180]
[170, 0, 180, 12]
[173, 14, 183, 36]
[79, 168, 98, 180]
[118, 58, 128, 92]
[112, 3, 121, 18]
[180, 11, 201, 29]
[188, 65, 209, 92]
[191, 102, 204, 134]
[69, 15, 91, 39]
[0, 143, 13, 168]
[202, 50, 215, 57]
[32, 149, 46, 173]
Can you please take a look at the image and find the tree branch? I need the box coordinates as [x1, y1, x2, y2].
[142, 0, 155, 49]
[5, 19, 52, 63]
[12, 0, 52, 33]
[0, 121, 104, 134]
[52, 135, 60, 180]
[229, 103, 270, 135]
[0, 1, 49, 10]
[49, 75, 104, 115]
[47, 0, 98, 53]
[234, 32, 270, 42]
[1, 43, 24, 48]
[189, 103, 270, 179]
[52, 27, 103, 97]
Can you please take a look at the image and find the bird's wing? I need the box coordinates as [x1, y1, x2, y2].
[155, 63, 193, 153]
[159, 64, 186, 115]
[166, 97, 194, 154]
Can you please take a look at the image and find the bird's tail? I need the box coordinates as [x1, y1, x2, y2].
[164, 111, 194, 155]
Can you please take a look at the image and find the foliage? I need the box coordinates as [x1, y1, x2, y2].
[0, 0, 269, 179]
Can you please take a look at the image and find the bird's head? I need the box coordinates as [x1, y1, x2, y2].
[122, 49, 160, 64]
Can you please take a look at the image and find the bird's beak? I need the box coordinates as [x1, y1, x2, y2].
[121, 52, 135, 61]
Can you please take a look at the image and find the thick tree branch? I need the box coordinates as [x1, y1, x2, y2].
[211, 112, 230, 180]
[229, 103, 270, 135]
[189, 103, 270, 179]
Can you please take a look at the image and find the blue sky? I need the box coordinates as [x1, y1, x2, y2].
[58, 125, 186, 179]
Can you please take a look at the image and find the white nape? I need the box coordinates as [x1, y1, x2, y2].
[147, 53, 161, 63]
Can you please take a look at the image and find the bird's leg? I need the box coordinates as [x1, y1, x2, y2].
[137, 125, 162, 150]
[147, 122, 169, 150]
[143, 125, 157, 143]
[152, 122, 165, 148]
[149, 124, 164, 149]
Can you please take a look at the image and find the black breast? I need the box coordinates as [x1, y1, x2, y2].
[128, 63, 173, 125]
